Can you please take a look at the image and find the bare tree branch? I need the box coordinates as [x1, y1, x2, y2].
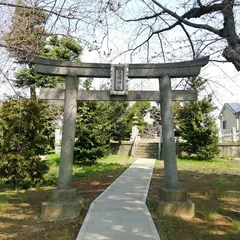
[151, 0, 221, 35]
[157, 33, 166, 63]
[197, 0, 203, 8]
[119, 11, 165, 22]
[184, 2, 225, 19]
[179, 23, 196, 59]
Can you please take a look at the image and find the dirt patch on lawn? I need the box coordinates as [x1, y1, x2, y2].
[147, 164, 240, 240]
[0, 170, 123, 240]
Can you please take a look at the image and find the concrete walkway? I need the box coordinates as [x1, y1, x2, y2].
[76, 158, 160, 240]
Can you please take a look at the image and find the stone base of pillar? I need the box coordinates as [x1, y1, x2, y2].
[51, 188, 77, 202]
[39, 188, 84, 222]
[156, 187, 195, 219]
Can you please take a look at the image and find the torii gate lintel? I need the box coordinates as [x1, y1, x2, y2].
[30, 55, 209, 78]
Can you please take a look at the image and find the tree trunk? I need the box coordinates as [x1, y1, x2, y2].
[223, 45, 240, 71]
[30, 84, 36, 100]
[14, 178, 19, 192]
[221, 0, 240, 71]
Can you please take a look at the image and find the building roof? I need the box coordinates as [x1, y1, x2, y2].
[219, 103, 240, 117]
[226, 103, 240, 114]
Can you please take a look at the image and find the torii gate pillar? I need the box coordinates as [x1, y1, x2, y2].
[58, 75, 78, 190]
[160, 75, 178, 189]
[40, 75, 83, 222]
[158, 75, 195, 218]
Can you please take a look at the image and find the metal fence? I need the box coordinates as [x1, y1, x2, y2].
[219, 127, 240, 142]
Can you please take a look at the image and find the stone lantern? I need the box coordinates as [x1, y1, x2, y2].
[131, 115, 140, 140]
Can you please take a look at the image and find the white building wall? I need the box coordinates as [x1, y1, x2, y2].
[221, 106, 237, 130]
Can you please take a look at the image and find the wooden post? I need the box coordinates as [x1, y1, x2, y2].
[58, 75, 79, 189]
[159, 75, 178, 189]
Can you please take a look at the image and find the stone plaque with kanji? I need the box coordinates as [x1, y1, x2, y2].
[110, 64, 128, 95]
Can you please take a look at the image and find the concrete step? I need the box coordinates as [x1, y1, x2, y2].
[135, 142, 159, 158]
[136, 150, 158, 154]
[136, 144, 158, 146]
[136, 148, 158, 151]
[136, 155, 158, 158]
[137, 146, 158, 149]
[135, 152, 159, 157]
[136, 146, 158, 149]
[137, 143, 159, 146]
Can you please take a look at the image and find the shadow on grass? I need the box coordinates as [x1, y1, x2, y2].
[0, 155, 133, 239]
[42, 163, 127, 187]
[72, 163, 125, 178]
[0, 165, 128, 240]
[148, 166, 240, 240]
[0, 162, 128, 191]
[178, 155, 221, 161]
[178, 155, 203, 161]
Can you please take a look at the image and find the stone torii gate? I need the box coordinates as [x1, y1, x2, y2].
[31, 56, 209, 221]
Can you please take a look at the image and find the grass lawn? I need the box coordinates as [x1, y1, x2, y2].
[147, 158, 240, 240]
[0, 155, 133, 240]
[0, 155, 239, 239]
[42, 154, 134, 186]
